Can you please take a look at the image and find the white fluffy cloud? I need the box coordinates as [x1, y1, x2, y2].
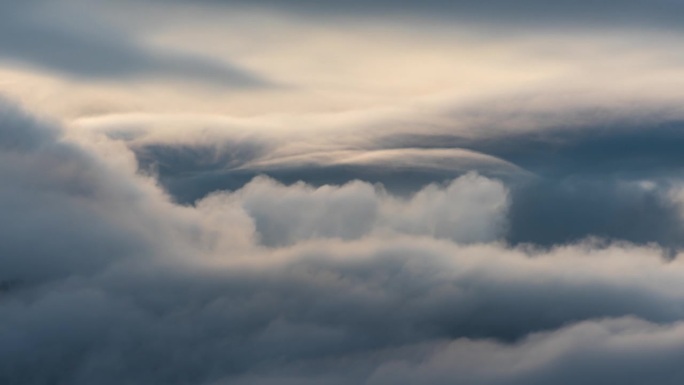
[197, 172, 508, 247]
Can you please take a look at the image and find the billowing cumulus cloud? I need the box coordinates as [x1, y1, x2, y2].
[3, 98, 684, 384]
[198, 173, 508, 246]
[4, 0, 684, 383]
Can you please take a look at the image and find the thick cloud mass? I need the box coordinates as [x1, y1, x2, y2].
[198, 173, 508, 246]
[4, 100, 684, 384]
[4, 0, 684, 383]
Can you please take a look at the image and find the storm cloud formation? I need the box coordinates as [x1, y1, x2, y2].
[4, 0, 684, 384]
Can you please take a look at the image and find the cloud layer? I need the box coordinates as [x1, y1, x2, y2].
[3, 99, 684, 384]
[4, 1, 684, 384]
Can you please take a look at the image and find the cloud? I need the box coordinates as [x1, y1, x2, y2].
[133, 144, 525, 203]
[101, 103, 684, 249]
[161, 0, 684, 31]
[392, 120, 684, 247]
[367, 317, 684, 385]
[197, 172, 508, 247]
[0, 99, 191, 284]
[0, 1, 269, 87]
[4, 0, 684, 382]
[4, 99, 684, 384]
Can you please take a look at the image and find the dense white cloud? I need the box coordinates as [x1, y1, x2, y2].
[198, 173, 508, 246]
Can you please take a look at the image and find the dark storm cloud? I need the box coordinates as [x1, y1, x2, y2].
[0, 1, 269, 86]
[5, 98, 684, 384]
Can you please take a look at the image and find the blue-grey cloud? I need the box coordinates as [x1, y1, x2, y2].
[5, 99, 684, 384]
[165, 0, 684, 31]
[0, 1, 269, 87]
[3, 0, 684, 382]
[389, 120, 684, 247]
[125, 113, 684, 249]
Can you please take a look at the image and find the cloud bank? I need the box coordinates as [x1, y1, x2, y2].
[4, 0, 684, 383]
[3, 98, 684, 384]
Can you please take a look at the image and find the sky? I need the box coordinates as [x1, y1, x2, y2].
[3, 0, 684, 384]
